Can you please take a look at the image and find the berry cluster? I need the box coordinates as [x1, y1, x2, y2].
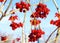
[55, 13, 60, 19]
[10, 22, 23, 30]
[9, 15, 23, 30]
[31, 3, 50, 18]
[16, 38, 20, 41]
[9, 15, 18, 21]
[50, 19, 60, 27]
[28, 29, 45, 42]
[29, 3, 47, 42]
[1, 36, 8, 41]
[50, 13, 60, 27]
[16, 1, 30, 12]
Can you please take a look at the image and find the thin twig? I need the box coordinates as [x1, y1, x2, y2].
[45, 27, 58, 43]
[40, 0, 44, 3]
[0, 11, 3, 15]
[52, 0, 59, 12]
[54, 27, 60, 43]
[4, 0, 7, 4]
[4, 0, 12, 15]
[54, 31, 58, 43]
[0, 0, 7, 15]
[0, 0, 13, 20]
[0, 0, 7, 8]
[26, 0, 30, 3]
[23, 13, 26, 23]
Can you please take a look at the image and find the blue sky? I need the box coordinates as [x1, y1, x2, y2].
[0, 0, 60, 42]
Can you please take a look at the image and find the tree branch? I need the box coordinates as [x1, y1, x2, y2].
[0, 0, 7, 15]
[45, 27, 59, 43]
[52, 0, 59, 12]
[0, 0, 13, 20]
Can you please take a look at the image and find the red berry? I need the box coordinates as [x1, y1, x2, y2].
[16, 1, 30, 12]
[9, 15, 18, 21]
[0, 0, 4, 2]
[28, 28, 45, 42]
[16, 38, 20, 41]
[34, 3, 50, 18]
[1, 36, 7, 41]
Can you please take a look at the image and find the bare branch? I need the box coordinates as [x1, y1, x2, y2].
[0, 0, 13, 20]
[52, 0, 59, 12]
[4, 0, 12, 14]
[0, 0, 7, 15]
[45, 27, 59, 43]
[0, 11, 3, 15]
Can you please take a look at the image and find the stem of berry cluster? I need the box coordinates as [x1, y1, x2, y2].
[26, 0, 30, 3]
[22, 10, 27, 43]
[37, 39, 40, 43]
[34, 18, 36, 29]
[0, 0, 12, 20]
[38, 24, 41, 29]
[45, 27, 58, 43]
[25, 34, 29, 43]
[30, 24, 32, 31]
[22, 28, 25, 43]
[40, 0, 44, 3]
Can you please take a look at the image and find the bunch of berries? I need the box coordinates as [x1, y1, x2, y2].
[16, 1, 30, 12]
[28, 29, 45, 42]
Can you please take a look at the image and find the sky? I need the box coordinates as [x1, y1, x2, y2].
[0, 0, 60, 43]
